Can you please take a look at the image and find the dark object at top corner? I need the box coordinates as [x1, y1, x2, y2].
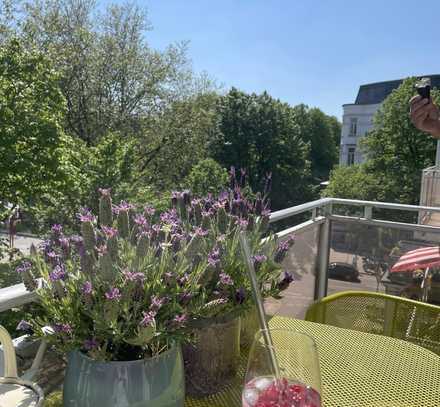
[415, 78, 431, 99]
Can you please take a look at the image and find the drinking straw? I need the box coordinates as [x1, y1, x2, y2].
[239, 232, 281, 378]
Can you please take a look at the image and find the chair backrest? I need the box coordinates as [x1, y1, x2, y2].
[0, 325, 18, 379]
[305, 291, 440, 355]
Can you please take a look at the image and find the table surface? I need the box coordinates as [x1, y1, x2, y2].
[185, 316, 440, 407]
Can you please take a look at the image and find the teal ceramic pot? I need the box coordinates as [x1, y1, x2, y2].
[63, 345, 185, 407]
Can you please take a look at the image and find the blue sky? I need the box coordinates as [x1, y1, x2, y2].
[136, 1, 440, 119]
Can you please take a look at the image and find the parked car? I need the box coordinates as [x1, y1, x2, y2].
[328, 262, 360, 282]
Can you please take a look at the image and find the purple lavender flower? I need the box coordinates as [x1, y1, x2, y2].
[140, 311, 156, 327]
[235, 287, 246, 304]
[253, 254, 267, 264]
[101, 226, 118, 238]
[224, 199, 231, 213]
[105, 287, 121, 301]
[119, 201, 133, 211]
[46, 250, 61, 266]
[59, 237, 70, 256]
[182, 190, 191, 206]
[124, 270, 145, 282]
[171, 191, 180, 207]
[70, 235, 83, 247]
[112, 201, 134, 215]
[231, 199, 241, 216]
[253, 254, 267, 272]
[53, 323, 72, 335]
[217, 234, 226, 243]
[150, 224, 162, 242]
[212, 200, 224, 211]
[96, 244, 108, 257]
[134, 214, 148, 228]
[160, 209, 181, 227]
[81, 281, 93, 295]
[77, 208, 96, 223]
[171, 233, 185, 253]
[98, 188, 111, 196]
[219, 272, 234, 286]
[163, 271, 175, 286]
[150, 296, 165, 311]
[193, 227, 209, 237]
[177, 273, 189, 287]
[236, 218, 248, 230]
[39, 239, 52, 254]
[83, 338, 98, 350]
[208, 248, 221, 268]
[277, 271, 294, 291]
[15, 261, 32, 274]
[144, 205, 155, 217]
[49, 264, 66, 281]
[274, 236, 295, 263]
[51, 224, 63, 236]
[178, 291, 192, 306]
[173, 314, 187, 327]
[17, 320, 32, 332]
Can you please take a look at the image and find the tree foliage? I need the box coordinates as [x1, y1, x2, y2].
[17, 0, 205, 144]
[326, 78, 438, 208]
[363, 78, 438, 204]
[0, 38, 83, 220]
[211, 88, 339, 210]
[185, 158, 229, 197]
[323, 165, 380, 201]
[0, 2, 342, 235]
[293, 104, 340, 182]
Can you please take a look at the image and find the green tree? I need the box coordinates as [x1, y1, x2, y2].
[293, 104, 340, 183]
[361, 78, 438, 205]
[323, 165, 381, 201]
[211, 88, 313, 210]
[137, 92, 219, 191]
[18, 0, 212, 145]
[0, 38, 84, 226]
[326, 78, 438, 211]
[185, 158, 229, 197]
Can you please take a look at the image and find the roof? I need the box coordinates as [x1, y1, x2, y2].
[354, 75, 440, 105]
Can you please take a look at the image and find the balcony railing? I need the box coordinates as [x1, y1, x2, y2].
[2, 197, 440, 314]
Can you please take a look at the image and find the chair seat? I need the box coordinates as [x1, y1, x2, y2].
[0, 382, 40, 407]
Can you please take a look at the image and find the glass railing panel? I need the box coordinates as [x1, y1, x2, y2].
[329, 220, 440, 305]
[266, 224, 319, 319]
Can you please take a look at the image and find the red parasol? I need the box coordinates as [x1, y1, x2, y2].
[391, 246, 439, 302]
[391, 246, 440, 273]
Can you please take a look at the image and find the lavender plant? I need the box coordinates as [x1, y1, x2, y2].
[167, 168, 295, 322]
[17, 189, 207, 361]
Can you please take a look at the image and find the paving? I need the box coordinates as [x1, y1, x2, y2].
[265, 227, 385, 319]
[0, 232, 42, 258]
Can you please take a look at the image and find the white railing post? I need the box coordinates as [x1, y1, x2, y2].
[315, 204, 332, 300]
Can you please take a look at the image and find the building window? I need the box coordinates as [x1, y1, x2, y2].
[347, 146, 356, 166]
[349, 117, 358, 136]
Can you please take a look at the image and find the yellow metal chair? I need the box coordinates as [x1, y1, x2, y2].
[305, 291, 440, 355]
[0, 325, 45, 406]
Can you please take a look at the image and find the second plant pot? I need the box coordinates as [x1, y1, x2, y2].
[183, 314, 241, 397]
